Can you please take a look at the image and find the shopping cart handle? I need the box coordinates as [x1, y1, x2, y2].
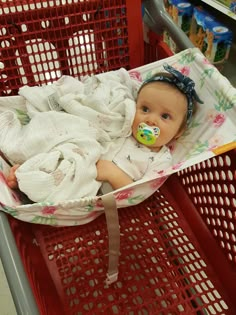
[142, 0, 195, 51]
[0, 212, 40, 315]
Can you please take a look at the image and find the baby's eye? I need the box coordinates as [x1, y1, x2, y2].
[142, 106, 149, 113]
[161, 113, 171, 120]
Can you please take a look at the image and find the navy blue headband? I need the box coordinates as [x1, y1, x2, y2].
[141, 63, 203, 126]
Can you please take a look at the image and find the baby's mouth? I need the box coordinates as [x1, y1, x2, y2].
[136, 122, 160, 146]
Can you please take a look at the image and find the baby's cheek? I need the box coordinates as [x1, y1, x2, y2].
[158, 127, 174, 145]
[131, 123, 137, 135]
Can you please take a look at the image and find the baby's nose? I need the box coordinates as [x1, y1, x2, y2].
[146, 119, 158, 126]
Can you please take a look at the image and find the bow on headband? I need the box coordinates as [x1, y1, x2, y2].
[142, 63, 203, 126]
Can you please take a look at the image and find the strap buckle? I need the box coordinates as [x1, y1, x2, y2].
[105, 272, 118, 285]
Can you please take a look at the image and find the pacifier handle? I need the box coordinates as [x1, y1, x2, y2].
[136, 122, 160, 146]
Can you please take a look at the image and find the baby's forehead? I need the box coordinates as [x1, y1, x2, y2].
[138, 82, 188, 112]
[138, 81, 188, 102]
[141, 80, 184, 93]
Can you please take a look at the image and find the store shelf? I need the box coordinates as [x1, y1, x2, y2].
[201, 0, 236, 20]
[198, 1, 236, 86]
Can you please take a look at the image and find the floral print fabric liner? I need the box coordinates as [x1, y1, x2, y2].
[0, 48, 235, 226]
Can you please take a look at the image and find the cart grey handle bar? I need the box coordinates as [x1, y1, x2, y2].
[142, 0, 194, 51]
[0, 212, 40, 315]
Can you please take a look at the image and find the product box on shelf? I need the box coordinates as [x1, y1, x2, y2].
[189, 6, 215, 51]
[203, 18, 233, 68]
[163, 31, 178, 54]
[164, 0, 194, 53]
[229, 1, 236, 13]
[166, 0, 194, 35]
[164, 1, 234, 70]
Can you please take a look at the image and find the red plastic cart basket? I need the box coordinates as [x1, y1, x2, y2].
[0, 1, 235, 314]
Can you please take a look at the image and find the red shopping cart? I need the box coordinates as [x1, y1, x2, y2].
[0, 1, 235, 314]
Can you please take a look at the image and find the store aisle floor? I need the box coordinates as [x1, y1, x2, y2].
[0, 259, 16, 315]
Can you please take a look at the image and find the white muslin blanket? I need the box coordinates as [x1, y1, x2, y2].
[0, 69, 138, 202]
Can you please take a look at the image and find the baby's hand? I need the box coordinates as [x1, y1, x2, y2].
[6, 164, 20, 189]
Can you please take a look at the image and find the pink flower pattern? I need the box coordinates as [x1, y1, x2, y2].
[156, 170, 166, 176]
[115, 189, 134, 201]
[207, 109, 226, 127]
[180, 66, 190, 76]
[213, 113, 226, 127]
[172, 161, 184, 170]
[208, 135, 224, 150]
[129, 71, 142, 82]
[172, 64, 190, 77]
[42, 206, 56, 215]
[150, 177, 167, 190]
[203, 58, 211, 65]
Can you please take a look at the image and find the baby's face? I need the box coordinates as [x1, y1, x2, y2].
[132, 81, 188, 151]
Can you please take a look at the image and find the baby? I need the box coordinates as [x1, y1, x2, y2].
[7, 64, 202, 194]
[96, 63, 202, 192]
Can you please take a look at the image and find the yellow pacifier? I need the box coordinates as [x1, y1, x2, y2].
[136, 122, 160, 146]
